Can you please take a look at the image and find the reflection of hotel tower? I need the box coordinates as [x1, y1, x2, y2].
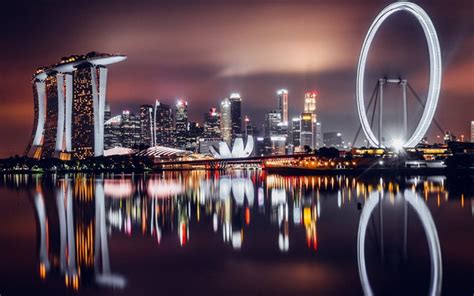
[26, 52, 126, 159]
[31, 177, 125, 291]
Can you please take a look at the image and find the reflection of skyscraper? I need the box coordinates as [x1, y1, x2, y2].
[139, 104, 154, 146]
[229, 93, 242, 139]
[175, 100, 188, 149]
[220, 98, 232, 143]
[277, 89, 289, 124]
[154, 100, 174, 147]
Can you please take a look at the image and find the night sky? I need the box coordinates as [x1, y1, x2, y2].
[0, 0, 472, 157]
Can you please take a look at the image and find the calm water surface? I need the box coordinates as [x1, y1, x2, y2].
[0, 171, 472, 295]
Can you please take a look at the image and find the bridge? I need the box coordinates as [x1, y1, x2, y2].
[154, 153, 319, 170]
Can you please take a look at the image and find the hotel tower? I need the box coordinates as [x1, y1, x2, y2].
[25, 52, 126, 159]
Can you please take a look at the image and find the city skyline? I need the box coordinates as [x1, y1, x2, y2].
[0, 0, 473, 157]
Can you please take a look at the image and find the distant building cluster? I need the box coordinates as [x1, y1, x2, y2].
[25, 52, 353, 160]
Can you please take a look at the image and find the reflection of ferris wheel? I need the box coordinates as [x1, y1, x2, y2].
[357, 190, 442, 296]
[356, 2, 442, 148]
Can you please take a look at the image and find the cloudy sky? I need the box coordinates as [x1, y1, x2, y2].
[0, 0, 472, 157]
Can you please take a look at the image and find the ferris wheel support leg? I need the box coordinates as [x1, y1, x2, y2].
[401, 80, 408, 142]
[378, 79, 385, 147]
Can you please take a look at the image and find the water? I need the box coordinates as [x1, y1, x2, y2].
[0, 172, 472, 295]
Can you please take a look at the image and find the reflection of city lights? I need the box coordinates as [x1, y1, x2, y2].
[104, 179, 134, 198]
[147, 179, 184, 198]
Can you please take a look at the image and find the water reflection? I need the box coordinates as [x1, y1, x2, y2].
[1, 172, 470, 294]
[357, 189, 442, 296]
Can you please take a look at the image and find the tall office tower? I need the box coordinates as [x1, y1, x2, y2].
[291, 117, 301, 148]
[304, 91, 317, 113]
[304, 91, 318, 148]
[139, 104, 154, 146]
[265, 111, 282, 137]
[104, 114, 122, 149]
[300, 113, 313, 148]
[229, 93, 242, 139]
[244, 115, 254, 137]
[277, 89, 289, 124]
[471, 121, 474, 142]
[26, 52, 126, 159]
[187, 122, 203, 151]
[175, 100, 188, 149]
[120, 110, 141, 148]
[153, 100, 174, 147]
[220, 98, 232, 143]
[315, 122, 322, 149]
[323, 132, 343, 149]
[203, 108, 221, 138]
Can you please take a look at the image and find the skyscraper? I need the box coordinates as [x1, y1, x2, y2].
[139, 104, 154, 146]
[220, 98, 232, 143]
[26, 52, 126, 159]
[291, 117, 301, 148]
[304, 91, 318, 148]
[120, 110, 141, 148]
[153, 100, 174, 147]
[203, 108, 221, 139]
[304, 91, 317, 114]
[300, 113, 313, 148]
[104, 114, 122, 149]
[175, 100, 188, 149]
[277, 89, 289, 124]
[315, 122, 322, 149]
[265, 111, 282, 137]
[471, 121, 474, 142]
[244, 115, 254, 138]
[229, 93, 242, 139]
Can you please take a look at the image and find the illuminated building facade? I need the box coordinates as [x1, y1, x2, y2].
[471, 121, 474, 142]
[139, 104, 154, 146]
[291, 117, 301, 148]
[175, 100, 188, 149]
[120, 110, 141, 148]
[265, 111, 282, 137]
[153, 100, 174, 147]
[25, 52, 126, 159]
[229, 93, 242, 139]
[277, 89, 289, 124]
[300, 113, 313, 148]
[42, 74, 61, 158]
[323, 132, 344, 149]
[303, 91, 318, 148]
[315, 122, 322, 148]
[104, 115, 122, 149]
[203, 108, 221, 139]
[220, 98, 232, 144]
